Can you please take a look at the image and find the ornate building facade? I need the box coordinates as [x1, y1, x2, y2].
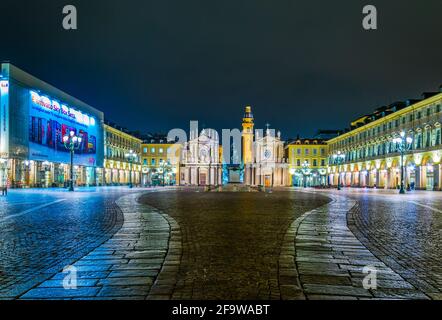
[327, 88, 442, 190]
[241, 107, 289, 187]
[180, 128, 223, 186]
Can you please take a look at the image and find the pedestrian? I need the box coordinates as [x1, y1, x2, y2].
[1, 186, 7, 196]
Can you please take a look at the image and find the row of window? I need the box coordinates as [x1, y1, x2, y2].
[293, 159, 326, 167]
[106, 132, 140, 150]
[142, 158, 168, 166]
[105, 147, 140, 162]
[333, 102, 441, 150]
[292, 148, 326, 156]
[142, 146, 166, 155]
[331, 128, 442, 164]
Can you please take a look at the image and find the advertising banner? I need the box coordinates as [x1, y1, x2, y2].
[28, 90, 99, 166]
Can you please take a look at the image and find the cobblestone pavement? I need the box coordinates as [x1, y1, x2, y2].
[3, 186, 440, 300]
[0, 187, 142, 299]
[140, 190, 331, 299]
[19, 191, 178, 300]
[333, 188, 442, 300]
[291, 193, 428, 300]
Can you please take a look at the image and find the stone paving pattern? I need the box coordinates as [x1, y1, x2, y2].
[19, 192, 177, 300]
[0, 189, 125, 299]
[140, 190, 331, 300]
[346, 191, 442, 300]
[2, 187, 441, 300]
[295, 193, 429, 300]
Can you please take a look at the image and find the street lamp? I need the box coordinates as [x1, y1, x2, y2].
[333, 151, 345, 190]
[63, 130, 82, 192]
[0, 158, 7, 188]
[289, 167, 296, 187]
[172, 167, 178, 186]
[125, 150, 137, 188]
[301, 161, 310, 188]
[393, 131, 413, 194]
[159, 160, 172, 187]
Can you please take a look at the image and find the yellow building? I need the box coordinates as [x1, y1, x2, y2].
[103, 122, 142, 186]
[141, 137, 181, 186]
[327, 88, 442, 191]
[286, 138, 328, 187]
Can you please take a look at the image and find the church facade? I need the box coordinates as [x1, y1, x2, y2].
[180, 106, 289, 187]
[179, 128, 223, 186]
[241, 107, 290, 187]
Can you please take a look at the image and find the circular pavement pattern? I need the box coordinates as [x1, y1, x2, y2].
[140, 190, 330, 299]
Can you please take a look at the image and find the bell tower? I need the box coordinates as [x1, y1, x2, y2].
[242, 106, 254, 165]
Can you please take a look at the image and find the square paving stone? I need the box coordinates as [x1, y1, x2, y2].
[38, 279, 99, 288]
[303, 284, 373, 297]
[108, 270, 159, 278]
[97, 286, 151, 297]
[21, 287, 100, 299]
[98, 277, 154, 286]
[301, 275, 352, 286]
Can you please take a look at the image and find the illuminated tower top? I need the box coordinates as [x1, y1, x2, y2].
[243, 106, 254, 125]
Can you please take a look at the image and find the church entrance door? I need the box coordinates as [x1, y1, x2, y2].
[264, 175, 272, 187]
[200, 173, 207, 186]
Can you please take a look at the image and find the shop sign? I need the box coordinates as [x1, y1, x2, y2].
[30, 90, 95, 127]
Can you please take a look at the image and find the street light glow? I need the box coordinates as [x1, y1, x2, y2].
[393, 131, 413, 194]
[63, 131, 82, 191]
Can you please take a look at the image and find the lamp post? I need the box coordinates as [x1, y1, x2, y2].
[301, 161, 310, 188]
[42, 160, 51, 188]
[289, 167, 296, 187]
[172, 167, 178, 186]
[0, 158, 7, 188]
[393, 131, 413, 194]
[63, 131, 82, 192]
[208, 160, 212, 190]
[125, 150, 137, 188]
[333, 151, 345, 190]
[159, 160, 172, 187]
[23, 160, 31, 187]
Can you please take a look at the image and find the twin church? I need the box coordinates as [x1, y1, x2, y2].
[179, 106, 289, 187]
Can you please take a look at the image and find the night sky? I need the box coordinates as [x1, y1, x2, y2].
[1, 0, 441, 139]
